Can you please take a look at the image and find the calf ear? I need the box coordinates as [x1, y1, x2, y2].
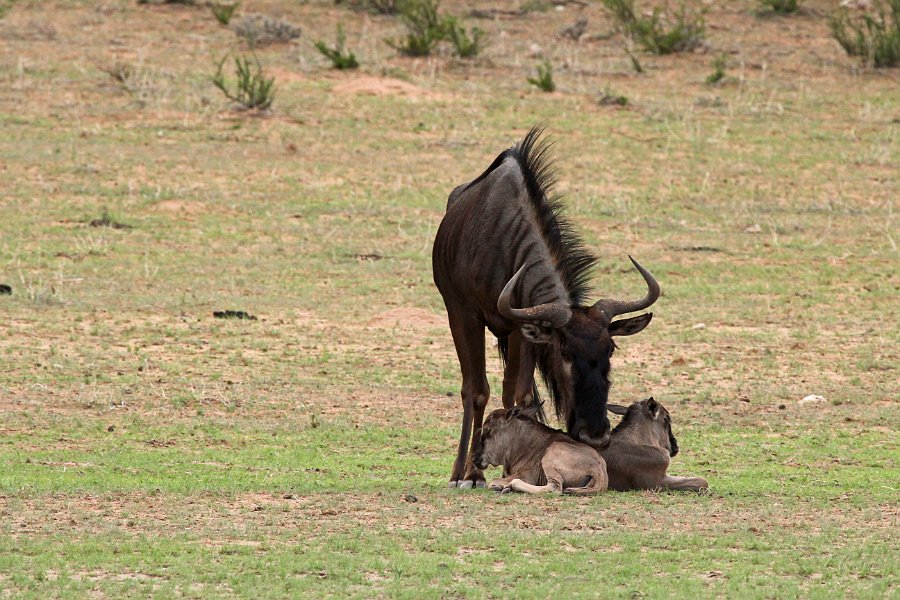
[607, 404, 629, 415]
[520, 400, 544, 420]
[608, 313, 653, 337]
[646, 397, 659, 417]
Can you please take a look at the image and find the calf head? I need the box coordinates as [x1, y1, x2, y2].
[608, 397, 679, 457]
[498, 257, 659, 449]
[471, 404, 543, 470]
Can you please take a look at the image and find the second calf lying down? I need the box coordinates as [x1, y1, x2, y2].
[471, 404, 608, 495]
[603, 397, 708, 492]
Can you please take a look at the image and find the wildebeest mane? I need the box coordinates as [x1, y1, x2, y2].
[512, 126, 596, 306]
[513, 127, 599, 424]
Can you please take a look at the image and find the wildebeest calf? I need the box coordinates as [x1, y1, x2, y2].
[471, 404, 608, 495]
[603, 397, 708, 492]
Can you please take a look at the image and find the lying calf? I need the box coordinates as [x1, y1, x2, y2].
[603, 397, 708, 492]
[471, 404, 608, 495]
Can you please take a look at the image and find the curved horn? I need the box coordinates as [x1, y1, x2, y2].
[497, 264, 572, 328]
[594, 255, 660, 319]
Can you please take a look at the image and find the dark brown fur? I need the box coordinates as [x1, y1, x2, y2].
[432, 127, 659, 488]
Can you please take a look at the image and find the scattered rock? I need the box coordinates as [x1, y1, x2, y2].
[778, 404, 786, 410]
[799, 394, 826, 405]
[559, 18, 587, 41]
[744, 223, 762, 233]
[0, 284, 11, 295]
[213, 310, 257, 320]
[107, 425, 115, 432]
[283, 493, 295, 500]
[402, 494, 418, 503]
[692, 323, 707, 330]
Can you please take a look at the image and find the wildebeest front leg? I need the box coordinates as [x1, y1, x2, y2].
[447, 312, 489, 489]
[661, 475, 709, 492]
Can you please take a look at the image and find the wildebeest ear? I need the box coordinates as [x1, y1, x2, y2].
[507, 406, 521, 418]
[608, 312, 653, 337]
[519, 401, 544, 420]
[646, 397, 659, 417]
[607, 404, 629, 415]
[520, 323, 554, 344]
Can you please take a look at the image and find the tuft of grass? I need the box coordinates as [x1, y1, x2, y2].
[233, 13, 301, 47]
[829, 0, 900, 68]
[0, 0, 17, 19]
[759, 0, 801, 14]
[602, 0, 706, 55]
[211, 2, 239, 25]
[315, 25, 360, 69]
[444, 16, 486, 58]
[385, 0, 445, 56]
[598, 89, 628, 106]
[706, 53, 727, 84]
[520, 0, 551, 13]
[527, 59, 556, 92]
[211, 53, 275, 110]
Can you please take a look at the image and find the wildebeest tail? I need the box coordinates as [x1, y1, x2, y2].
[497, 336, 546, 424]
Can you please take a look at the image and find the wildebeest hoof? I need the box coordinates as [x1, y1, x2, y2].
[475, 480, 486, 489]
[501, 486, 513, 494]
[448, 480, 459, 488]
[458, 480, 474, 490]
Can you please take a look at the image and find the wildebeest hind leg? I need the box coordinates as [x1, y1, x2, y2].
[447, 312, 489, 489]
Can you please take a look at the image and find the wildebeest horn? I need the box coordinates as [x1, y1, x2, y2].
[593, 256, 660, 320]
[497, 264, 572, 328]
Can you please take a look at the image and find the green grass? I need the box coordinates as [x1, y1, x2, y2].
[0, 0, 897, 597]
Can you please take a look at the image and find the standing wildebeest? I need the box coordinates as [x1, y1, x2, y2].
[603, 397, 708, 492]
[432, 127, 660, 488]
[471, 404, 609, 495]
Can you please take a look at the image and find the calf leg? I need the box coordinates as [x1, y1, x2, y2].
[661, 475, 709, 492]
[504, 477, 562, 494]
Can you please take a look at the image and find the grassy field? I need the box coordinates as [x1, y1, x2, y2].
[0, 0, 897, 597]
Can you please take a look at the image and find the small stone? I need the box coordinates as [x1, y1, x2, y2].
[799, 394, 826, 405]
[107, 425, 115, 432]
[402, 494, 418, 503]
[778, 404, 786, 410]
[283, 493, 295, 499]
[693, 323, 706, 330]
[744, 223, 762, 233]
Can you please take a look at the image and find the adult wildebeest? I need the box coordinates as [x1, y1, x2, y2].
[604, 397, 708, 492]
[432, 127, 660, 488]
[471, 404, 609, 495]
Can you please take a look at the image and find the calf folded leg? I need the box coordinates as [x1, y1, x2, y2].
[504, 477, 562, 494]
[661, 475, 708, 492]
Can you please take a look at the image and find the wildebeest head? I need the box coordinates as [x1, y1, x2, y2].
[471, 404, 544, 470]
[497, 256, 659, 450]
[608, 397, 679, 457]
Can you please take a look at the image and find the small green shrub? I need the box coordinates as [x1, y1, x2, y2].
[829, 0, 900, 68]
[759, 0, 801, 14]
[706, 54, 727, 84]
[211, 53, 275, 110]
[336, 0, 399, 15]
[527, 60, 555, 92]
[315, 25, 360, 69]
[598, 89, 628, 106]
[233, 13, 301, 46]
[444, 16, 485, 58]
[520, 0, 551, 13]
[211, 2, 239, 25]
[601, 0, 706, 54]
[0, 0, 18, 19]
[385, 0, 445, 56]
